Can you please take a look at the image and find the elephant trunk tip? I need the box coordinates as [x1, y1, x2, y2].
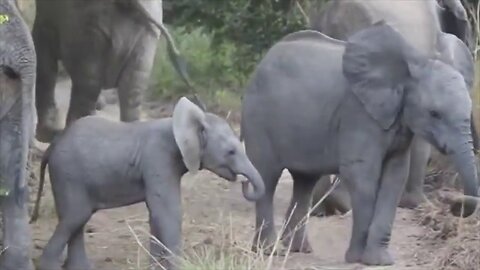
[450, 197, 478, 217]
[441, 191, 478, 217]
[241, 181, 264, 201]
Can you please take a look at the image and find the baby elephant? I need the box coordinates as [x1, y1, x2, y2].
[30, 97, 265, 270]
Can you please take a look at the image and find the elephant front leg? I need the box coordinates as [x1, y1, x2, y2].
[281, 171, 318, 253]
[145, 189, 182, 269]
[341, 158, 382, 263]
[399, 136, 430, 209]
[362, 150, 410, 266]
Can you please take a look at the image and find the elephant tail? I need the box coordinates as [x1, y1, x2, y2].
[29, 143, 53, 224]
[129, 0, 194, 91]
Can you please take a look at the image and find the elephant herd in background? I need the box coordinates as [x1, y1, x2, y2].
[0, 0, 479, 269]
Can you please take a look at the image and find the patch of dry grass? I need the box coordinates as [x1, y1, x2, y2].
[415, 196, 480, 270]
[420, 6, 480, 268]
[123, 180, 340, 270]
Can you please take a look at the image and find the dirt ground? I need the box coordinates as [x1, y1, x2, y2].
[29, 78, 442, 270]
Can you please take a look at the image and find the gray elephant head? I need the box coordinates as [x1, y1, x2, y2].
[172, 97, 265, 201]
[343, 21, 478, 216]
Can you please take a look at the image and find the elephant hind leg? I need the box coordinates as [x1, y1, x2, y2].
[32, 21, 61, 143]
[65, 224, 92, 270]
[244, 136, 283, 255]
[65, 79, 102, 126]
[39, 183, 93, 270]
[117, 34, 157, 123]
[281, 170, 319, 254]
[38, 208, 92, 270]
[399, 136, 430, 209]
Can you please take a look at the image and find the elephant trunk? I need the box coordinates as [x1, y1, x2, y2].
[237, 159, 265, 202]
[448, 137, 479, 217]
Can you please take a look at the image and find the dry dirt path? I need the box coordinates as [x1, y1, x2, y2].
[30, 78, 432, 270]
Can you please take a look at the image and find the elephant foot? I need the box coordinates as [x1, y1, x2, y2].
[36, 107, 63, 143]
[309, 204, 326, 217]
[35, 124, 62, 143]
[345, 246, 363, 263]
[340, 210, 352, 219]
[95, 95, 106, 111]
[0, 249, 34, 270]
[399, 191, 429, 209]
[65, 260, 93, 270]
[282, 233, 313, 253]
[37, 257, 62, 270]
[251, 233, 287, 256]
[361, 246, 394, 266]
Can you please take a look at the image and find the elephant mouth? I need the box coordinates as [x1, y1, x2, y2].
[216, 165, 237, 182]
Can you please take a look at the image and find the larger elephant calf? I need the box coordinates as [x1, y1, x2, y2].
[241, 22, 478, 266]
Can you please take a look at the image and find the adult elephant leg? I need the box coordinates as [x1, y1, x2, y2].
[117, 35, 157, 122]
[66, 78, 102, 126]
[64, 51, 106, 126]
[399, 135, 430, 209]
[32, 20, 61, 143]
[281, 171, 318, 253]
[0, 105, 34, 270]
[363, 150, 410, 266]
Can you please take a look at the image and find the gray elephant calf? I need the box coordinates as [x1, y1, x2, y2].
[31, 97, 265, 270]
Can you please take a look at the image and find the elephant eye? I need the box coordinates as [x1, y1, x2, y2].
[429, 110, 441, 119]
[227, 149, 236, 156]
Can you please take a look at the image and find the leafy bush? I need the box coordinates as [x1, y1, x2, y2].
[149, 27, 245, 108]
[164, 0, 315, 73]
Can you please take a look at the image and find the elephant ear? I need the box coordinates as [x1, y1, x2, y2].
[437, 32, 475, 91]
[172, 97, 207, 174]
[342, 21, 420, 130]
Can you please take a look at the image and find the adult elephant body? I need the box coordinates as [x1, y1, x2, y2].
[309, 0, 477, 209]
[0, 0, 36, 269]
[241, 22, 478, 266]
[34, 0, 189, 142]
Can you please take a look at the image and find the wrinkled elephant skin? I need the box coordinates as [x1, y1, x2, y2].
[0, 0, 36, 269]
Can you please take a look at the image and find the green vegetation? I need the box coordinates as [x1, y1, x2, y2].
[150, 0, 316, 107]
[149, 27, 247, 109]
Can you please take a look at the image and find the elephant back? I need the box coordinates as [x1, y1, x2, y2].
[280, 30, 345, 47]
[310, 0, 441, 57]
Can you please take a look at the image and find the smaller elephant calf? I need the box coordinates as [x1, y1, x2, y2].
[30, 97, 265, 270]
